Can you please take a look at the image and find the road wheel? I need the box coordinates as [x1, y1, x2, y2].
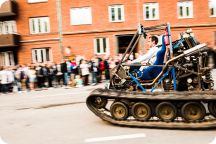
[110, 102, 129, 120]
[131, 102, 151, 121]
[92, 97, 107, 109]
[181, 102, 206, 122]
[156, 102, 177, 122]
[208, 101, 216, 117]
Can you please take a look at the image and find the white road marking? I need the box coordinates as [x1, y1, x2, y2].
[0, 137, 7, 144]
[84, 133, 146, 143]
[209, 137, 216, 144]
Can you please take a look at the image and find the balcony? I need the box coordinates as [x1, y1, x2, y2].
[0, 34, 20, 47]
[0, 0, 17, 18]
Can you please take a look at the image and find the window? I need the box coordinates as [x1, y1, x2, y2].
[0, 21, 17, 34]
[143, 3, 159, 20]
[29, 17, 50, 34]
[70, 7, 92, 25]
[108, 5, 125, 22]
[32, 48, 51, 63]
[94, 38, 109, 54]
[0, 52, 15, 66]
[28, 0, 48, 3]
[0, 0, 7, 7]
[177, 1, 193, 19]
[209, 0, 216, 17]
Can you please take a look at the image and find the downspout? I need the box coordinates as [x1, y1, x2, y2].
[56, 0, 64, 62]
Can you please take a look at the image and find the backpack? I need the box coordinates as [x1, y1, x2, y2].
[20, 71, 25, 79]
[42, 67, 48, 76]
[99, 61, 105, 71]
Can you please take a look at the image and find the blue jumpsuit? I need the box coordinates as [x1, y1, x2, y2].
[137, 35, 166, 80]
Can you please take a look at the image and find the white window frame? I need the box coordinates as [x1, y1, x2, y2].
[215, 32, 216, 46]
[209, 0, 216, 17]
[143, 3, 159, 20]
[0, 51, 15, 66]
[0, 21, 17, 34]
[32, 48, 52, 63]
[108, 5, 125, 22]
[28, 0, 48, 3]
[93, 38, 109, 55]
[29, 17, 50, 34]
[177, 1, 193, 19]
[70, 7, 92, 25]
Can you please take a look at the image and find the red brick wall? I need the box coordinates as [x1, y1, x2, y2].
[138, 0, 216, 26]
[61, 0, 138, 32]
[19, 41, 61, 64]
[15, 0, 216, 64]
[17, 1, 58, 36]
[63, 30, 136, 59]
[16, 0, 60, 64]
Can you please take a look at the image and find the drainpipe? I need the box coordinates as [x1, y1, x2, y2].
[56, 0, 64, 62]
[136, 0, 144, 53]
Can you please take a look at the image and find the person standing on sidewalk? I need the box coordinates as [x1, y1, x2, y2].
[61, 59, 68, 87]
[70, 58, 77, 87]
[90, 57, 98, 85]
[0, 66, 9, 93]
[27, 65, 36, 90]
[104, 56, 110, 81]
[80, 59, 90, 86]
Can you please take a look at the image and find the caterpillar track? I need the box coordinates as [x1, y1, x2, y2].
[86, 88, 216, 129]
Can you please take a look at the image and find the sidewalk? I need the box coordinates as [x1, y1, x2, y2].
[0, 83, 106, 111]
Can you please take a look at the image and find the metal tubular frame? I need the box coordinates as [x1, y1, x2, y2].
[111, 23, 208, 92]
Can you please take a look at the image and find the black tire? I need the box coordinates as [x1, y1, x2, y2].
[110, 102, 129, 120]
[181, 102, 206, 122]
[208, 101, 216, 118]
[92, 97, 108, 109]
[156, 102, 177, 122]
[131, 102, 152, 121]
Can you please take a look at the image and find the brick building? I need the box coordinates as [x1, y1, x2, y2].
[0, 0, 215, 66]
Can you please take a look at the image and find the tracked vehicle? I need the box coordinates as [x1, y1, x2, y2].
[86, 23, 216, 129]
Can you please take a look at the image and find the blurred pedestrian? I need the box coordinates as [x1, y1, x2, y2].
[80, 60, 90, 86]
[104, 56, 110, 80]
[27, 65, 36, 90]
[89, 57, 98, 85]
[61, 60, 68, 86]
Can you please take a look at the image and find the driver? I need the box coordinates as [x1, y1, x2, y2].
[131, 35, 166, 80]
[132, 35, 159, 71]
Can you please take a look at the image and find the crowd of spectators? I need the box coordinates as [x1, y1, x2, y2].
[0, 55, 125, 94]
[2, 49, 214, 94]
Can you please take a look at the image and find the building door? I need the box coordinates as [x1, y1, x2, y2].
[117, 34, 138, 54]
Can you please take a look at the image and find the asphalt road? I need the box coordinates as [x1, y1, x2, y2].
[0, 81, 216, 144]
